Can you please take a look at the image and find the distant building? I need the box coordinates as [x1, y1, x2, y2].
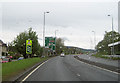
[109, 2, 120, 54]
[108, 41, 120, 55]
[0, 40, 7, 56]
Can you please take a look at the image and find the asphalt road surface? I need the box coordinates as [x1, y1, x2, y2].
[24, 55, 119, 81]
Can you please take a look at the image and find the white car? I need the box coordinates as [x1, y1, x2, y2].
[18, 57, 24, 60]
[60, 53, 65, 57]
[0, 56, 6, 59]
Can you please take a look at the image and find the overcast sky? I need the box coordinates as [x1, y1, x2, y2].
[0, 0, 119, 49]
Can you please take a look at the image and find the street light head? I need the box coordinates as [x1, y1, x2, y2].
[108, 15, 110, 16]
[46, 12, 49, 13]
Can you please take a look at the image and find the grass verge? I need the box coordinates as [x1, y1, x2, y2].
[92, 54, 120, 60]
[2, 56, 49, 81]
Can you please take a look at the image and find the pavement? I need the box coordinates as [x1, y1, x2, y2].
[76, 54, 119, 67]
[102, 55, 120, 58]
[21, 55, 119, 81]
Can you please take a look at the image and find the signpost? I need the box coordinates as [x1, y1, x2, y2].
[45, 37, 56, 55]
[26, 39, 32, 54]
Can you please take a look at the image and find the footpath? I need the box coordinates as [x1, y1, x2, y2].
[74, 54, 120, 73]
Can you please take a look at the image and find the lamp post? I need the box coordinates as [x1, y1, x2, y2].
[55, 30, 58, 38]
[108, 15, 114, 55]
[55, 30, 58, 53]
[43, 11, 49, 56]
[92, 31, 96, 50]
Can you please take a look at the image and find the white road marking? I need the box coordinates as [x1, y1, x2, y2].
[89, 57, 91, 59]
[76, 59, 120, 75]
[21, 60, 48, 82]
[77, 73, 80, 76]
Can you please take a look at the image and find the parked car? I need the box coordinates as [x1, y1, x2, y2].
[18, 57, 24, 60]
[0, 58, 2, 63]
[0, 56, 6, 59]
[60, 53, 65, 57]
[8, 56, 13, 59]
[2, 58, 11, 63]
[41, 56, 45, 58]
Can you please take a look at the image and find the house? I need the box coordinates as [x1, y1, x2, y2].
[0, 40, 7, 56]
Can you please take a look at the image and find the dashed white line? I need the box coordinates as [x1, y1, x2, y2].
[77, 73, 80, 77]
[76, 59, 120, 75]
[89, 57, 91, 59]
[21, 60, 48, 83]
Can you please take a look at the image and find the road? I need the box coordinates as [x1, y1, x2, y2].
[23, 55, 119, 81]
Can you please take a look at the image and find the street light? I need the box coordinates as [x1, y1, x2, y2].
[92, 31, 96, 50]
[55, 30, 58, 38]
[108, 14, 114, 55]
[43, 11, 50, 56]
[55, 30, 58, 53]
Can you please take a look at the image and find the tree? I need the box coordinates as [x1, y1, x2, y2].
[56, 38, 64, 55]
[10, 28, 42, 58]
[96, 31, 120, 55]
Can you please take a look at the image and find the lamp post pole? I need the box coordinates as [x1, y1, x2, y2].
[55, 30, 58, 53]
[55, 30, 58, 38]
[43, 12, 49, 56]
[92, 31, 96, 50]
[108, 15, 114, 55]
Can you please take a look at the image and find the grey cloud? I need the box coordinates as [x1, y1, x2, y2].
[1, 2, 118, 49]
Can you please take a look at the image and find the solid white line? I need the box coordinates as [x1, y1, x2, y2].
[21, 60, 48, 82]
[91, 65, 120, 75]
[76, 59, 120, 75]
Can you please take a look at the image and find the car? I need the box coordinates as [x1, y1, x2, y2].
[2, 58, 11, 63]
[18, 57, 24, 60]
[8, 56, 13, 59]
[0, 56, 6, 59]
[0, 58, 2, 63]
[41, 56, 45, 58]
[60, 53, 65, 57]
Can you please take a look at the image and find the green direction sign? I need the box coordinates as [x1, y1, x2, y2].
[26, 40, 32, 54]
[45, 37, 56, 51]
[45, 37, 50, 48]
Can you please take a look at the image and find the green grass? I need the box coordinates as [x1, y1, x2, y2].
[111, 57, 120, 60]
[92, 54, 120, 60]
[2, 57, 49, 81]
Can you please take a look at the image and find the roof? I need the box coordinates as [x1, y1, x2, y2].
[0, 40, 3, 44]
[0, 39, 7, 47]
[108, 41, 120, 47]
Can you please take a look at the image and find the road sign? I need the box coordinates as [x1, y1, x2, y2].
[45, 37, 56, 51]
[26, 39, 32, 54]
[45, 37, 49, 48]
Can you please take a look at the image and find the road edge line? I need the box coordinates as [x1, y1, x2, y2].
[21, 60, 48, 82]
[78, 59, 120, 75]
[74, 56, 120, 75]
